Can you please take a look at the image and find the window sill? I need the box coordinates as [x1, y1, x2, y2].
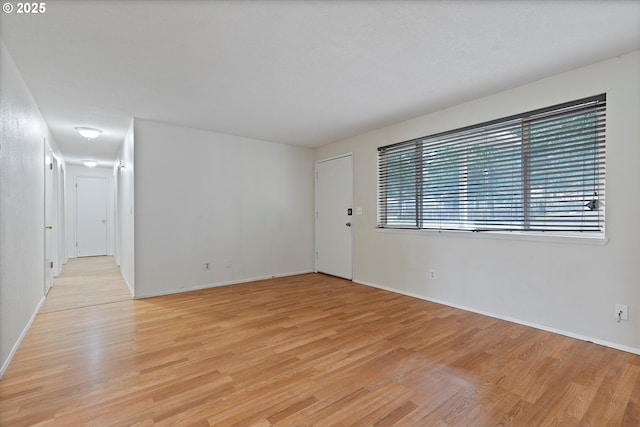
[375, 227, 608, 246]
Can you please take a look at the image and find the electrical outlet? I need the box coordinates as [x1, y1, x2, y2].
[429, 270, 437, 280]
[615, 304, 628, 321]
[203, 262, 211, 271]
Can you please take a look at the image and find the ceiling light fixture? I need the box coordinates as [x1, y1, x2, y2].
[75, 127, 102, 140]
[82, 160, 98, 168]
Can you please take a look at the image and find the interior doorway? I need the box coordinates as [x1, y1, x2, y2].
[315, 154, 353, 280]
[75, 176, 108, 257]
[44, 140, 55, 294]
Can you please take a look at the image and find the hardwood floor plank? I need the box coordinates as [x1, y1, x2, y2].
[39, 256, 131, 313]
[580, 362, 640, 427]
[2, 258, 640, 426]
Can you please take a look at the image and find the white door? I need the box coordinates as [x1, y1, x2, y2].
[76, 176, 108, 257]
[316, 154, 353, 279]
[44, 141, 55, 294]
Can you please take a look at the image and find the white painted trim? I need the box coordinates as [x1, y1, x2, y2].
[316, 152, 354, 164]
[121, 272, 134, 298]
[0, 296, 46, 379]
[354, 279, 640, 356]
[133, 270, 314, 299]
[375, 227, 608, 246]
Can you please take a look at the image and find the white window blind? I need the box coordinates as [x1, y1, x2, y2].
[378, 94, 606, 233]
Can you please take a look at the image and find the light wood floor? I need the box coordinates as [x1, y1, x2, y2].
[40, 256, 131, 314]
[1, 258, 639, 426]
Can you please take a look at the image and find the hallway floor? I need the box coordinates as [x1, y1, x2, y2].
[40, 256, 131, 314]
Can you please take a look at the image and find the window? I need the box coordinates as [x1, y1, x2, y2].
[378, 94, 606, 233]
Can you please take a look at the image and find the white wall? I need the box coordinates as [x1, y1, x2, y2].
[0, 41, 63, 376]
[316, 50, 640, 353]
[133, 119, 315, 298]
[115, 120, 135, 294]
[65, 165, 115, 258]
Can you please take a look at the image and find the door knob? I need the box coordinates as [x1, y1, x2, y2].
[345, 222, 351, 227]
[45, 225, 53, 229]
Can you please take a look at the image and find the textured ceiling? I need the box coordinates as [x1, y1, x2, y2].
[1, 1, 639, 166]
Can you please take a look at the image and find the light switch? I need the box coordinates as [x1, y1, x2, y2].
[356, 207, 363, 215]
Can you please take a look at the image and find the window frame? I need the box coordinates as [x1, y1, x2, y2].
[377, 94, 606, 237]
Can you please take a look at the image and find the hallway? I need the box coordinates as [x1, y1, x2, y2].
[40, 256, 132, 313]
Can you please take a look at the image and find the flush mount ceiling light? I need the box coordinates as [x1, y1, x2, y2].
[82, 160, 98, 168]
[75, 127, 102, 140]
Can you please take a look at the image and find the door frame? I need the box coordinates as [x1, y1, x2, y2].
[44, 139, 55, 294]
[56, 163, 66, 271]
[314, 153, 354, 279]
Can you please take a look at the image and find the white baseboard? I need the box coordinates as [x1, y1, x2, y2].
[121, 273, 134, 298]
[354, 279, 640, 356]
[0, 295, 46, 379]
[133, 270, 314, 299]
